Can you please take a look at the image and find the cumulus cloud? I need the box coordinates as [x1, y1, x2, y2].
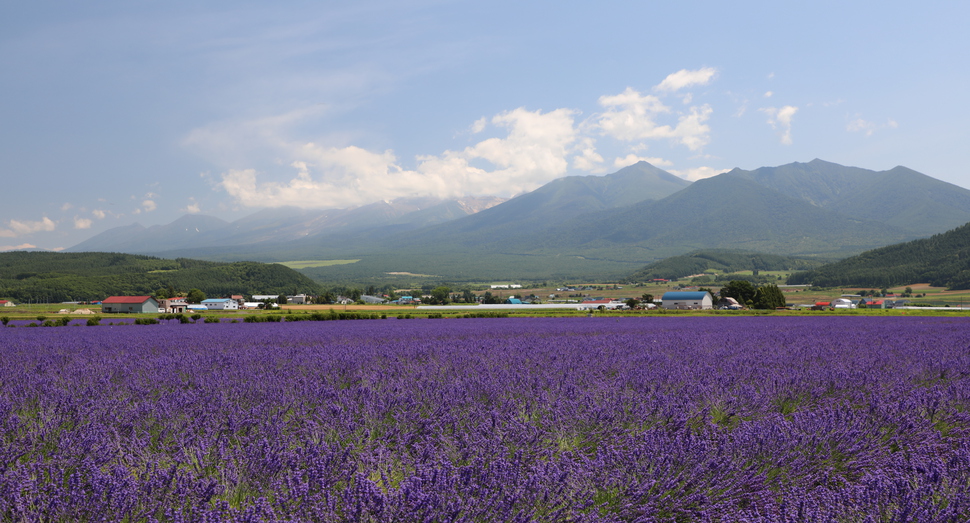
[92, 209, 107, 219]
[572, 138, 606, 173]
[613, 154, 673, 169]
[669, 166, 729, 181]
[0, 217, 56, 238]
[761, 105, 798, 145]
[0, 243, 37, 252]
[142, 200, 157, 212]
[595, 88, 712, 150]
[182, 199, 202, 214]
[655, 67, 717, 92]
[202, 67, 725, 210]
[846, 116, 898, 136]
[219, 107, 580, 208]
[74, 217, 93, 229]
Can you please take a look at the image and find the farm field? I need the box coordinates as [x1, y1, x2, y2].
[2, 317, 970, 521]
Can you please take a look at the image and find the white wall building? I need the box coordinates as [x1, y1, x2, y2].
[201, 298, 239, 311]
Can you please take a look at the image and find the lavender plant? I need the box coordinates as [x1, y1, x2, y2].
[0, 317, 969, 521]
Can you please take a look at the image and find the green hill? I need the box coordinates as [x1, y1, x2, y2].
[629, 250, 827, 281]
[786, 222, 970, 289]
[0, 252, 322, 303]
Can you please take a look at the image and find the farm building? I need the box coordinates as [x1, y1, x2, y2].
[159, 297, 188, 314]
[101, 296, 160, 314]
[661, 291, 713, 310]
[0, 300, 14, 307]
[201, 299, 239, 311]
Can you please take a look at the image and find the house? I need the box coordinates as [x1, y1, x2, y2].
[579, 298, 628, 310]
[0, 300, 14, 307]
[101, 296, 160, 314]
[715, 297, 743, 310]
[160, 297, 188, 314]
[360, 295, 386, 304]
[831, 298, 855, 309]
[505, 298, 523, 305]
[201, 298, 239, 311]
[661, 291, 713, 310]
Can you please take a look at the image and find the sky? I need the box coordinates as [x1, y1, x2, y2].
[2, 1, 969, 251]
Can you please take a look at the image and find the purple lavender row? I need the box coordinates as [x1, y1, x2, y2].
[1, 317, 969, 521]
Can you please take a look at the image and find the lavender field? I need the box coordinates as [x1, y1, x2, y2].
[2, 317, 970, 521]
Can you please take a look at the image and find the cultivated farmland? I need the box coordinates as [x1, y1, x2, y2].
[1, 317, 969, 521]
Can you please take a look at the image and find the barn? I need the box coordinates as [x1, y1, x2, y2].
[661, 291, 713, 310]
[101, 296, 160, 314]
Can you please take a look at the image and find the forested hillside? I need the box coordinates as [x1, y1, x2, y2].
[0, 252, 322, 303]
[629, 250, 826, 281]
[787, 222, 970, 289]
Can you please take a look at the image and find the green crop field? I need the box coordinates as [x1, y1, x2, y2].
[279, 259, 360, 269]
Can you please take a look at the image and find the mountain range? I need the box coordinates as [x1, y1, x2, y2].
[67, 160, 970, 283]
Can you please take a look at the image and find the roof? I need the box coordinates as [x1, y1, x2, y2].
[662, 292, 711, 301]
[201, 299, 232, 303]
[102, 296, 155, 304]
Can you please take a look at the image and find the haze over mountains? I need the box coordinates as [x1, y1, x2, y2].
[67, 160, 970, 282]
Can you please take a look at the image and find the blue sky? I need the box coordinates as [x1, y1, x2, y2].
[2, 1, 968, 251]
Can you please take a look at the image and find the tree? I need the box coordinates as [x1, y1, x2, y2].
[278, 293, 288, 305]
[429, 286, 451, 305]
[186, 288, 206, 304]
[641, 293, 654, 304]
[752, 284, 786, 309]
[625, 298, 640, 309]
[481, 291, 500, 304]
[719, 280, 757, 307]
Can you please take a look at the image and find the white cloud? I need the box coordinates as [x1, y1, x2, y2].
[764, 91, 773, 98]
[761, 105, 798, 145]
[847, 116, 898, 136]
[0, 243, 37, 251]
[669, 166, 729, 181]
[614, 154, 673, 169]
[61, 203, 73, 211]
[219, 107, 580, 208]
[470, 117, 487, 134]
[92, 209, 107, 219]
[142, 200, 157, 212]
[182, 199, 202, 214]
[655, 67, 717, 92]
[595, 88, 712, 150]
[0, 217, 56, 238]
[74, 217, 93, 229]
[572, 138, 606, 173]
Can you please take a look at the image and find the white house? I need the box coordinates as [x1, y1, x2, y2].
[831, 298, 856, 309]
[661, 291, 713, 310]
[201, 298, 239, 311]
[0, 300, 14, 307]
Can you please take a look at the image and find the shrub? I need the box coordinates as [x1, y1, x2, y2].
[36, 315, 47, 322]
[191, 314, 202, 321]
[0, 317, 8, 326]
[204, 316, 220, 323]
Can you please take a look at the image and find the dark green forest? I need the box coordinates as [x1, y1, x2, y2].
[0, 252, 322, 303]
[787, 222, 970, 289]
